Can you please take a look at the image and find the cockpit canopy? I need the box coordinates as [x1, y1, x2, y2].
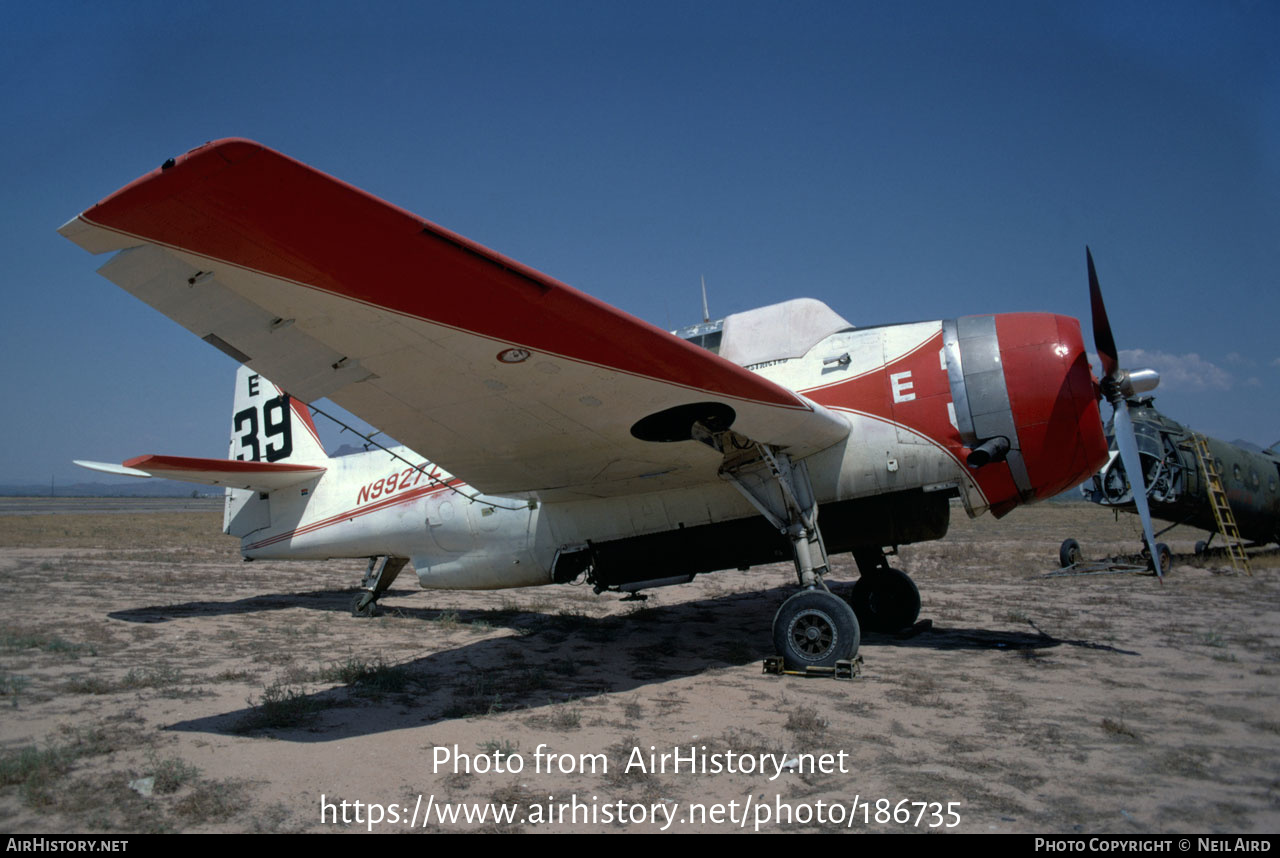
[673, 297, 853, 368]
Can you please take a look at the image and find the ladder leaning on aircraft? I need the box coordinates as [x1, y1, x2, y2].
[66, 138, 1168, 669]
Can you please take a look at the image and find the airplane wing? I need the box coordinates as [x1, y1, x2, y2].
[76, 455, 325, 492]
[61, 139, 849, 501]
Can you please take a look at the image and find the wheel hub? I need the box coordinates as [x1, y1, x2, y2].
[791, 611, 836, 656]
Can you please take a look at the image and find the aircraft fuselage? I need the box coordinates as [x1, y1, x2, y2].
[234, 313, 1107, 592]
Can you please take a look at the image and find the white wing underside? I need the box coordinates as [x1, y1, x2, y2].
[60, 139, 850, 502]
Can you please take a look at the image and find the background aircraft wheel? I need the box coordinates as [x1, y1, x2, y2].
[351, 592, 378, 618]
[849, 568, 920, 633]
[773, 590, 859, 669]
[1149, 543, 1172, 577]
[1194, 540, 1207, 556]
[1059, 538, 1084, 567]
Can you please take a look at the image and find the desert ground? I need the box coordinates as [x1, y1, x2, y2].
[1, 498, 1277, 834]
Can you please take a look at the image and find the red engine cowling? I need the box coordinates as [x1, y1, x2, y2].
[946, 312, 1108, 516]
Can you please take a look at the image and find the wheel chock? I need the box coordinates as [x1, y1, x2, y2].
[762, 655, 861, 679]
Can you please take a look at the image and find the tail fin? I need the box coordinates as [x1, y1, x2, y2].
[225, 365, 328, 536]
[228, 365, 327, 465]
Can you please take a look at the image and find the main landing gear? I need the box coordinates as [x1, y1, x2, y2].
[773, 589, 860, 669]
[679, 415, 928, 669]
[706, 432, 877, 669]
[851, 549, 922, 633]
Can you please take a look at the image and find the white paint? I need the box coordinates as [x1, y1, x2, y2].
[891, 371, 916, 402]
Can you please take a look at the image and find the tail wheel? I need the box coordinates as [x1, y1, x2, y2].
[773, 590, 860, 669]
[850, 568, 921, 633]
[351, 592, 378, 618]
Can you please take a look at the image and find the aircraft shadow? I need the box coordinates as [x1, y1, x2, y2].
[162, 583, 1131, 743]
[862, 619, 1139, 656]
[108, 588, 371, 622]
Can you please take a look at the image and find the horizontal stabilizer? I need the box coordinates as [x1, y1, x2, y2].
[74, 460, 152, 478]
[75, 455, 325, 492]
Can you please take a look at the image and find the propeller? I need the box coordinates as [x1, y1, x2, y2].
[1087, 248, 1165, 578]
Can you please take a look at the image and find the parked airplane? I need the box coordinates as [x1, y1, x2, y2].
[1069, 397, 1280, 565]
[64, 139, 1162, 668]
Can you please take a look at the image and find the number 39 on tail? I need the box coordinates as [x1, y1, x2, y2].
[65, 139, 1156, 669]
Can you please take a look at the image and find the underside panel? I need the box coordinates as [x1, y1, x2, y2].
[585, 489, 951, 588]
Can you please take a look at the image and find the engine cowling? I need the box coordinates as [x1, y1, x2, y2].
[945, 313, 1109, 515]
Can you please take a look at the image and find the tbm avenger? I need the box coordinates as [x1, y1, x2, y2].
[1068, 396, 1280, 567]
[64, 139, 1168, 669]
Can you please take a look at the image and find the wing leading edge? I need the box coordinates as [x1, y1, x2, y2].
[62, 139, 849, 500]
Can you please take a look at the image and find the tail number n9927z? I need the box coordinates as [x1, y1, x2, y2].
[356, 465, 436, 506]
[233, 395, 293, 462]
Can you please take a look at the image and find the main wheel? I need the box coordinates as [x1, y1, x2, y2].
[773, 590, 860, 669]
[1059, 538, 1084, 568]
[849, 568, 921, 633]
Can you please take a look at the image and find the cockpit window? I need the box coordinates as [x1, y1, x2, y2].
[684, 330, 722, 354]
[672, 320, 724, 355]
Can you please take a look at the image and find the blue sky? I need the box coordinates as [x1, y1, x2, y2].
[4, 1, 1278, 485]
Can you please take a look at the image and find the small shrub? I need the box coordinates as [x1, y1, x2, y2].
[238, 681, 322, 731]
[152, 757, 201, 794]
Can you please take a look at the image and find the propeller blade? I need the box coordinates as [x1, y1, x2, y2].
[1087, 247, 1119, 379]
[1087, 247, 1164, 579]
[1111, 397, 1163, 579]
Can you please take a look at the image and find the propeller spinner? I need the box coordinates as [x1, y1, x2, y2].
[1087, 248, 1166, 578]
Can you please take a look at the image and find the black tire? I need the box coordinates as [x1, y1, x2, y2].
[849, 568, 921, 633]
[1194, 540, 1207, 556]
[773, 590, 860, 669]
[351, 592, 378, 618]
[1151, 542, 1172, 577]
[1059, 538, 1084, 568]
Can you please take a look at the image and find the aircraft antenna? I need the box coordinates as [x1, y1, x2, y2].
[701, 275, 710, 324]
[306, 402, 530, 512]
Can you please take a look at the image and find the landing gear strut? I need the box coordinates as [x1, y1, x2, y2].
[352, 555, 408, 617]
[705, 429, 861, 668]
[851, 549, 921, 633]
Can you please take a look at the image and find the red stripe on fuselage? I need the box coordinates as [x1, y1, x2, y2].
[243, 479, 462, 551]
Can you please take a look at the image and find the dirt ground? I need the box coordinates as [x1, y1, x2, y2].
[1, 500, 1277, 834]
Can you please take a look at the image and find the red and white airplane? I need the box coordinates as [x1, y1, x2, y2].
[64, 139, 1159, 669]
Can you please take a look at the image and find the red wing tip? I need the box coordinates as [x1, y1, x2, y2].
[184, 137, 268, 164]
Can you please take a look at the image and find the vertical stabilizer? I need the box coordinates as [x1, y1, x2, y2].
[223, 365, 328, 536]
